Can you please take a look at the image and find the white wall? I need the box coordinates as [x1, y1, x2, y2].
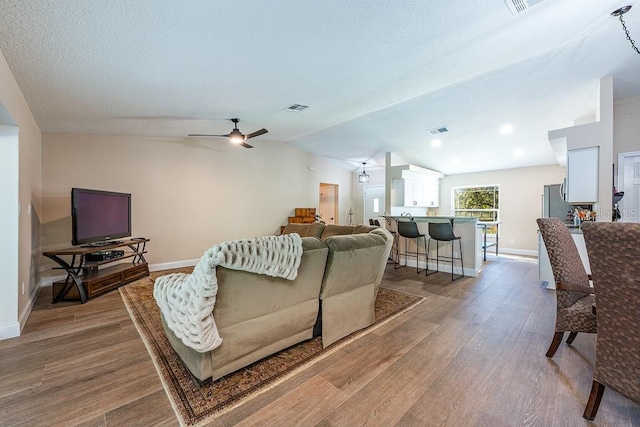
[613, 94, 640, 177]
[439, 164, 566, 254]
[351, 168, 385, 225]
[0, 49, 42, 339]
[548, 77, 614, 220]
[41, 134, 354, 270]
[0, 124, 19, 339]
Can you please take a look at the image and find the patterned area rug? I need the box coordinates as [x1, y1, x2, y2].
[120, 268, 425, 426]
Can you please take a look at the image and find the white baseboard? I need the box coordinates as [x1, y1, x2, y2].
[18, 285, 41, 331]
[498, 248, 538, 257]
[0, 321, 20, 340]
[399, 258, 479, 278]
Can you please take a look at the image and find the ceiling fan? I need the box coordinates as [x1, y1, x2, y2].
[188, 118, 268, 148]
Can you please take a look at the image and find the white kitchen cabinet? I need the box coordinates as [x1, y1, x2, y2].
[423, 178, 440, 207]
[393, 178, 424, 206]
[566, 146, 599, 203]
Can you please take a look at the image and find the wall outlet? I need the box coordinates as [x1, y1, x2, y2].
[510, 239, 515, 244]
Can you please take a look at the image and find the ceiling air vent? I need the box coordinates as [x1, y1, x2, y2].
[427, 126, 448, 135]
[505, 0, 528, 14]
[284, 104, 309, 112]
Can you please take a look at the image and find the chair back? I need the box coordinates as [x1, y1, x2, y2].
[582, 222, 640, 405]
[536, 218, 590, 288]
[369, 219, 374, 225]
[397, 220, 422, 238]
[373, 219, 381, 226]
[428, 222, 457, 241]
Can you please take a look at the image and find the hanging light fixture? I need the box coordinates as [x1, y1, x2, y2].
[612, 5, 640, 56]
[358, 162, 370, 183]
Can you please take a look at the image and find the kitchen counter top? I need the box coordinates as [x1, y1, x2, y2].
[381, 215, 478, 223]
[380, 215, 483, 277]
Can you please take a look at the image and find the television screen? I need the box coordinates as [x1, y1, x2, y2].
[71, 188, 131, 246]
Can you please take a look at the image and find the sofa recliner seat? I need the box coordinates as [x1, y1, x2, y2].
[157, 224, 392, 381]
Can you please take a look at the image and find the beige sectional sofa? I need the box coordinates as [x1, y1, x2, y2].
[158, 224, 392, 381]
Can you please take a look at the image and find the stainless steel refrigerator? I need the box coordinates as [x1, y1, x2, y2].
[542, 184, 574, 224]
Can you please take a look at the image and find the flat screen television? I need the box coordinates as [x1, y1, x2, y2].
[71, 188, 131, 246]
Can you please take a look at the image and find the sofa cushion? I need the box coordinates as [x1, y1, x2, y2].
[320, 224, 378, 239]
[320, 233, 387, 298]
[318, 232, 388, 347]
[282, 222, 325, 238]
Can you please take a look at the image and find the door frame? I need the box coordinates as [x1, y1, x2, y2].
[363, 184, 385, 225]
[617, 150, 640, 222]
[319, 183, 339, 225]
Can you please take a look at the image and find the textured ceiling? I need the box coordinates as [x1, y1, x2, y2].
[0, 0, 639, 174]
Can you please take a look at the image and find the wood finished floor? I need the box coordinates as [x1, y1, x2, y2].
[1, 256, 639, 426]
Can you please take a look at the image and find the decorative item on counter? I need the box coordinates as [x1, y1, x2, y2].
[347, 208, 354, 225]
[574, 207, 597, 227]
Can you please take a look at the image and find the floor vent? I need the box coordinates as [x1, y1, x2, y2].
[284, 104, 309, 112]
[427, 126, 449, 135]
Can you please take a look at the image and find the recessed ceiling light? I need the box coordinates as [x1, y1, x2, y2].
[451, 158, 460, 165]
[513, 149, 524, 157]
[431, 139, 442, 147]
[501, 125, 514, 135]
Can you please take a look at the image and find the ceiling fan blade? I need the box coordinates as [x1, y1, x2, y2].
[187, 133, 230, 137]
[240, 142, 254, 149]
[245, 129, 268, 140]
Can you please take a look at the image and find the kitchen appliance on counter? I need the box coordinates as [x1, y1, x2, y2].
[542, 184, 574, 224]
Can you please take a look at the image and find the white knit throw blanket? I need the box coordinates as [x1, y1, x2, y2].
[153, 233, 303, 352]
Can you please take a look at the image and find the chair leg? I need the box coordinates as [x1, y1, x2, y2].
[423, 236, 428, 276]
[546, 332, 564, 357]
[415, 237, 420, 274]
[566, 331, 578, 345]
[459, 238, 463, 276]
[583, 380, 606, 420]
[451, 241, 455, 281]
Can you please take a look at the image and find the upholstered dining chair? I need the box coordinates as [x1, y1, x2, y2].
[581, 222, 640, 420]
[536, 218, 596, 358]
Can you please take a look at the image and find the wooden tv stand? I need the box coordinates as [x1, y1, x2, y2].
[43, 238, 150, 304]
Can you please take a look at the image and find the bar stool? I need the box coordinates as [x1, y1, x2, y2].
[384, 218, 400, 266]
[397, 220, 428, 274]
[427, 221, 464, 281]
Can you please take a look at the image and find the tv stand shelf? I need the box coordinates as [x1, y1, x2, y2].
[43, 238, 150, 304]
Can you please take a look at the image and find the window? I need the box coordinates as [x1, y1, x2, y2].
[453, 185, 499, 223]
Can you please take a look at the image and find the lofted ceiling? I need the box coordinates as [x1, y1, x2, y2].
[0, 0, 639, 175]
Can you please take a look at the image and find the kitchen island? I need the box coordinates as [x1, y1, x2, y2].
[381, 216, 483, 277]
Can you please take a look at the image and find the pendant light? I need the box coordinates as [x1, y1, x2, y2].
[358, 162, 370, 183]
[612, 5, 640, 56]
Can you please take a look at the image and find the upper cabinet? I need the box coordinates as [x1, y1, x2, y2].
[392, 175, 440, 207]
[566, 146, 599, 203]
[394, 178, 424, 207]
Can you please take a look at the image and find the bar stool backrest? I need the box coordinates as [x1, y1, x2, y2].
[397, 221, 422, 238]
[428, 222, 457, 241]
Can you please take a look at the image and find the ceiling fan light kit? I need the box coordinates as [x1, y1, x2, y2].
[188, 118, 268, 149]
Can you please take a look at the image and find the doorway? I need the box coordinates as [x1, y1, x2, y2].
[618, 151, 640, 222]
[364, 185, 385, 225]
[0, 110, 20, 339]
[319, 183, 338, 225]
